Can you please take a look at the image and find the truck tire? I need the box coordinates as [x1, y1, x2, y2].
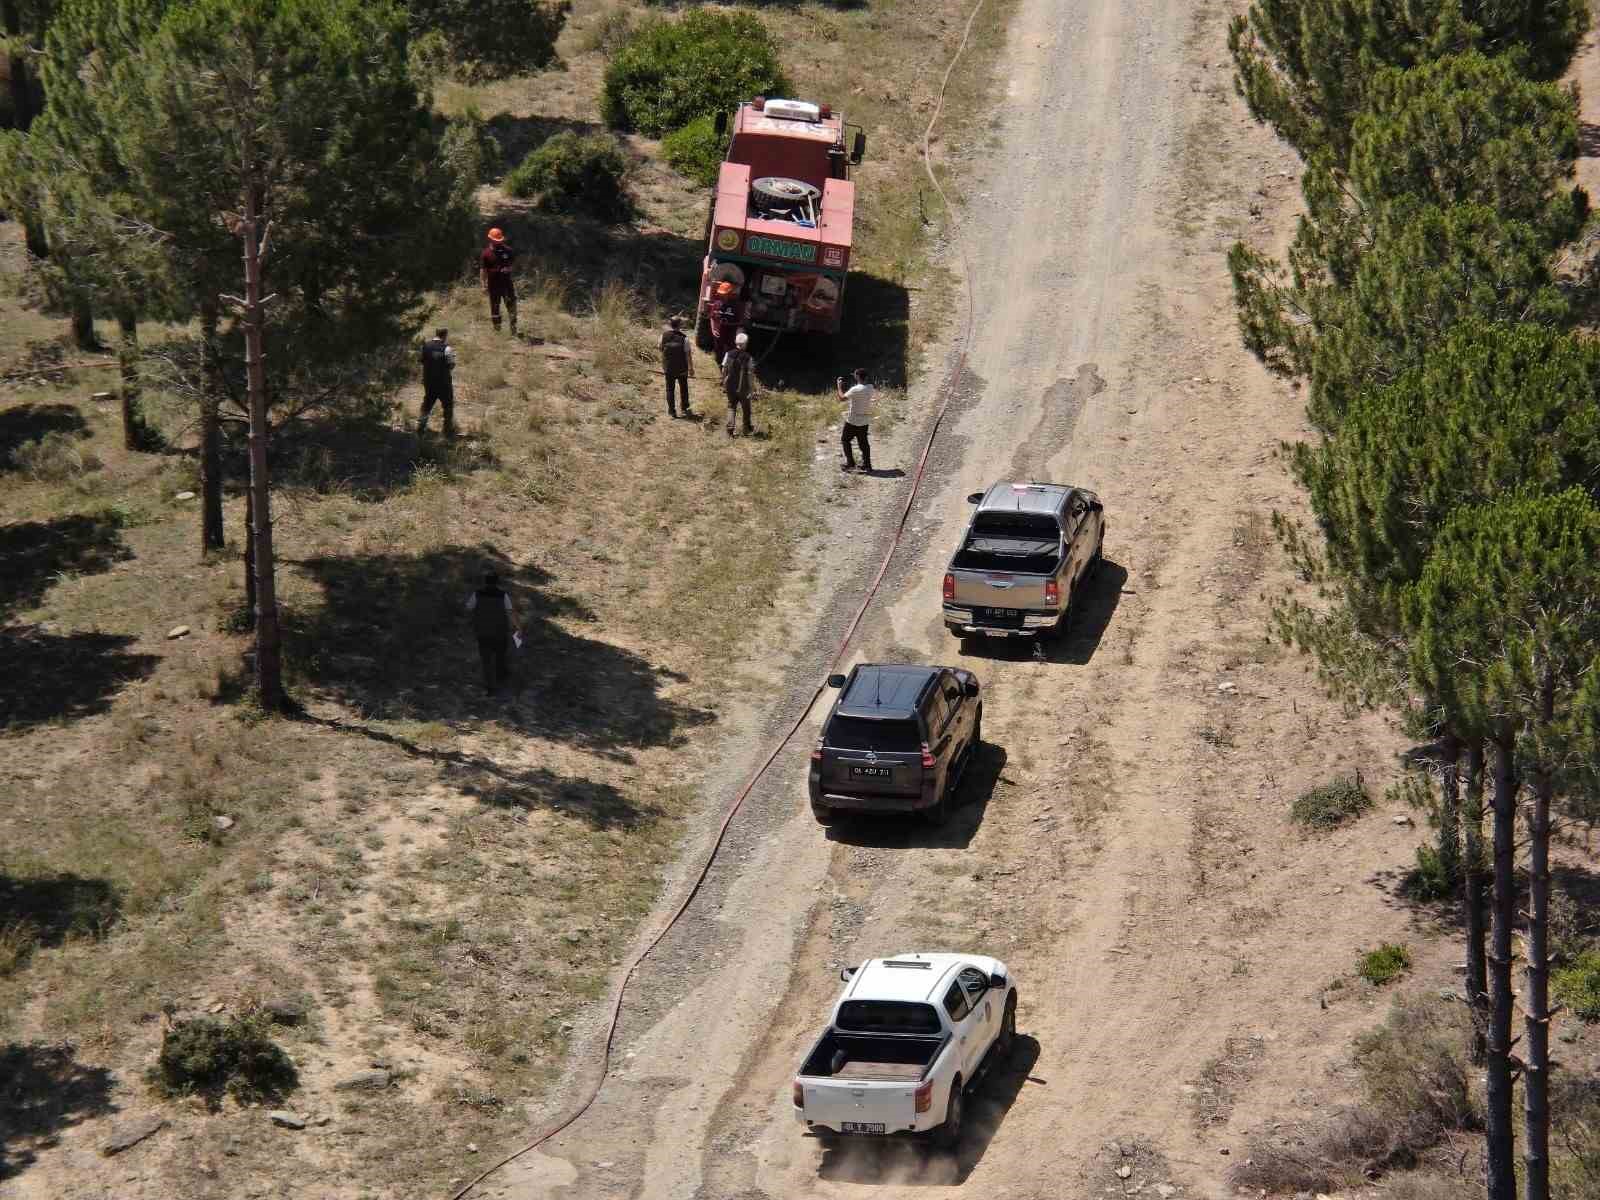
[933, 1079, 964, 1151]
[751, 176, 822, 210]
[695, 307, 714, 352]
[996, 991, 1017, 1062]
[971, 704, 983, 748]
[928, 774, 954, 826]
[811, 802, 836, 825]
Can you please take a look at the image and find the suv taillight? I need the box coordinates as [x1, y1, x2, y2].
[942, 573, 955, 602]
[921, 742, 936, 769]
[793, 1080, 805, 1107]
[1045, 578, 1060, 606]
[811, 743, 822, 762]
[914, 1080, 933, 1113]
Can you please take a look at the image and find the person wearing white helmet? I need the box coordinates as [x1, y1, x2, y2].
[720, 329, 756, 437]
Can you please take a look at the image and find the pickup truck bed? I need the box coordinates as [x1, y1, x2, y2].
[799, 1030, 943, 1083]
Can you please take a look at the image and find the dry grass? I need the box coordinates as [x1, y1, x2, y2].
[0, 0, 1015, 1195]
[1229, 994, 1477, 1193]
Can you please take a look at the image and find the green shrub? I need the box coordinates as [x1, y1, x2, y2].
[1358, 943, 1413, 986]
[601, 11, 789, 137]
[505, 133, 633, 223]
[1290, 774, 1372, 829]
[1401, 844, 1454, 901]
[153, 1016, 298, 1105]
[13, 431, 99, 481]
[1554, 950, 1600, 1020]
[662, 115, 726, 186]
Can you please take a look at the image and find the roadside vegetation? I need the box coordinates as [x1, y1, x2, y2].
[1230, 0, 1600, 1195]
[0, 0, 1012, 1194]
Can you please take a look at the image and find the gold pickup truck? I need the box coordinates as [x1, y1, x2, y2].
[941, 481, 1106, 640]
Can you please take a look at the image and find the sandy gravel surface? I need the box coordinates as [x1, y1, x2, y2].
[485, 1, 1430, 1197]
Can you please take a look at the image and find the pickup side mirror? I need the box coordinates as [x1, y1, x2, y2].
[715, 110, 728, 137]
[840, 965, 857, 981]
[850, 131, 866, 164]
[966, 491, 983, 504]
[989, 971, 1005, 990]
[826, 673, 847, 689]
[963, 679, 980, 697]
[1089, 499, 1104, 513]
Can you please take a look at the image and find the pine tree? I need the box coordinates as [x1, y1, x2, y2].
[67, 0, 475, 707]
[1406, 490, 1600, 1200]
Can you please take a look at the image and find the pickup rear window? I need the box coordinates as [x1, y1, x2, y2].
[836, 1000, 942, 1034]
[953, 513, 1062, 574]
[826, 717, 922, 753]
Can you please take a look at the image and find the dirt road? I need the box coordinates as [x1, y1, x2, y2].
[486, 0, 1411, 1196]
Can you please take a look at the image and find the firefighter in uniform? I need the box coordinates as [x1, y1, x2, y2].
[480, 227, 518, 334]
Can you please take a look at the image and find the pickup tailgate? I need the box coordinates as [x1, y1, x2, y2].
[799, 1077, 921, 1135]
[950, 568, 1051, 612]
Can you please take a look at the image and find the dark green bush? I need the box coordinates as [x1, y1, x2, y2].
[1401, 844, 1454, 901]
[1290, 774, 1372, 829]
[662, 115, 726, 186]
[154, 1016, 298, 1105]
[601, 11, 789, 137]
[505, 133, 633, 223]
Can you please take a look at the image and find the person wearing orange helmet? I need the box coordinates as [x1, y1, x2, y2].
[480, 227, 518, 334]
[708, 278, 742, 358]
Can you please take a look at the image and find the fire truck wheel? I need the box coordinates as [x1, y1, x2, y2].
[695, 310, 714, 352]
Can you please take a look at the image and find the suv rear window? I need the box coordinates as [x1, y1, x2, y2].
[837, 1001, 942, 1034]
[954, 513, 1061, 573]
[826, 717, 923, 753]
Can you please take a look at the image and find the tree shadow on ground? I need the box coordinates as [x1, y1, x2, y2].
[0, 403, 88, 469]
[0, 872, 121, 948]
[1581, 122, 1600, 159]
[277, 545, 715, 764]
[296, 713, 657, 829]
[0, 626, 159, 733]
[814, 1034, 1040, 1184]
[825, 741, 1006, 851]
[957, 560, 1126, 666]
[0, 1042, 118, 1180]
[264, 419, 496, 503]
[0, 512, 133, 619]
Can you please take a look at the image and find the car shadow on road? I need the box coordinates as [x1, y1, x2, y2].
[823, 742, 1007, 851]
[814, 1034, 1041, 1185]
[958, 559, 1126, 667]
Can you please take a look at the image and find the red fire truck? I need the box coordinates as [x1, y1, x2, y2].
[694, 97, 866, 351]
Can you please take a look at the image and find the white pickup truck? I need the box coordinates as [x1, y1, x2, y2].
[792, 952, 1019, 1150]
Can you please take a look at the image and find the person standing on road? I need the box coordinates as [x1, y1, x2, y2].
[480, 227, 518, 335]
[721, 330, 756, 437]
[659, 315, 694, 419]
[417, 328, 457, 437]
[836, 367, 875, 472]
[465, 570, 517, 694]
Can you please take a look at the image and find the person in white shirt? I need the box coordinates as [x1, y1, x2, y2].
[835, 367, 875, 472]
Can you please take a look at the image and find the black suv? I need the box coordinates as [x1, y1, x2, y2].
[808, 664, 983, 825]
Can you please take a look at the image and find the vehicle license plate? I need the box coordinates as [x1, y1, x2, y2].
[850, 765, 892, 778]
[842, 1121, 886, 1134]
[988, 607, 1018, 617]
